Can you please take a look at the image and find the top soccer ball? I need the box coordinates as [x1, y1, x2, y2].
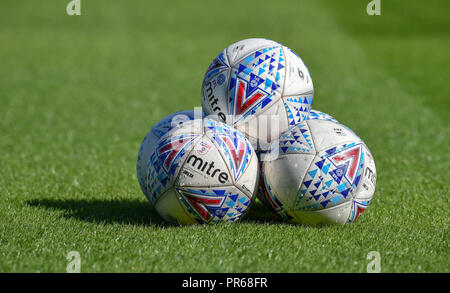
[201, 38, 314, 150]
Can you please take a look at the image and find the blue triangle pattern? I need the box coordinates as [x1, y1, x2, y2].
[238, 196, 247, 204]
[228, 194, 238, 202]
[244, 55, 254, 65]
[226, 200, 236, 208]
[308, 169, 318, 178]
[322, 163, 331, 175]
[330, 195, 341, 205]
[325, 179, 333, 188]
[341, 188, 351, 198]
[337, 183, 347, 192]
[315, 159, 325, 170]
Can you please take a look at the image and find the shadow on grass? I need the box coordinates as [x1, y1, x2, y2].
[26, 198, 288, 226]
[241, 200, 288, 225]
[27, 198, 167, 227]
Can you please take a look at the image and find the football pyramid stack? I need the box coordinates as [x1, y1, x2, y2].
[136, 38, 377, 226]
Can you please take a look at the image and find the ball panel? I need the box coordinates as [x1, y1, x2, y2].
[203, 118, 254, 183]
[176, 135, 233, 187]
[263, 153, 316, 213]
[307, 109, 338, 123]
[353, 145, 376, 202]
[282, 46, 314, 96]
[274, 121, 316, 155]
[154, 188, 197, 225]
[348, 200, 370, 223]
[176, 186, 252, 224]
[227, 45, 286, 125]
[146, 129, 201, 205]
[349, 144, 377, 223]
[204, 49, 230, 80]
[225, 38, 281, 67]
[260, 172, 295, 221]
[137, 129, 159, 200]
[282, 95, 313, 127]
[201, 68, 231, 124]
[152, 111, 200, 137]
[234, 149, 259, 199]
[161, 118, 204, 137]
[295, 142, 365, 211]
[306, 120, 361, 152]
[137, 110, 199, 201]
[292, 200, 353, 225]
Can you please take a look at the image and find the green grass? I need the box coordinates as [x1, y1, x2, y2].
[0, 0, 448, 272]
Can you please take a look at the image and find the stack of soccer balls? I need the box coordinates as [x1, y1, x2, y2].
[137, 38, 377, 226]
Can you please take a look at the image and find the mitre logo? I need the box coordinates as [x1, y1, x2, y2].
[186, 155, 229, 184]
[204, 81, 227, 122]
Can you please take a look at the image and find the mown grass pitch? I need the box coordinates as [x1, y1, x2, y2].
[0, 0, 448, 272]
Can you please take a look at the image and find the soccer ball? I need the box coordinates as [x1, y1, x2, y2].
[137, 110, 202, 200]
[201, 38, 314, 150]
[144, 118, 259, 224]
[260, 119, 376, 225]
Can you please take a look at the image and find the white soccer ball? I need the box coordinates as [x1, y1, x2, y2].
[201, 38, 314, 150]
[260, 119, 376, 225]
[137, 110, 202, 200]
[143, 118, 259, 224]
